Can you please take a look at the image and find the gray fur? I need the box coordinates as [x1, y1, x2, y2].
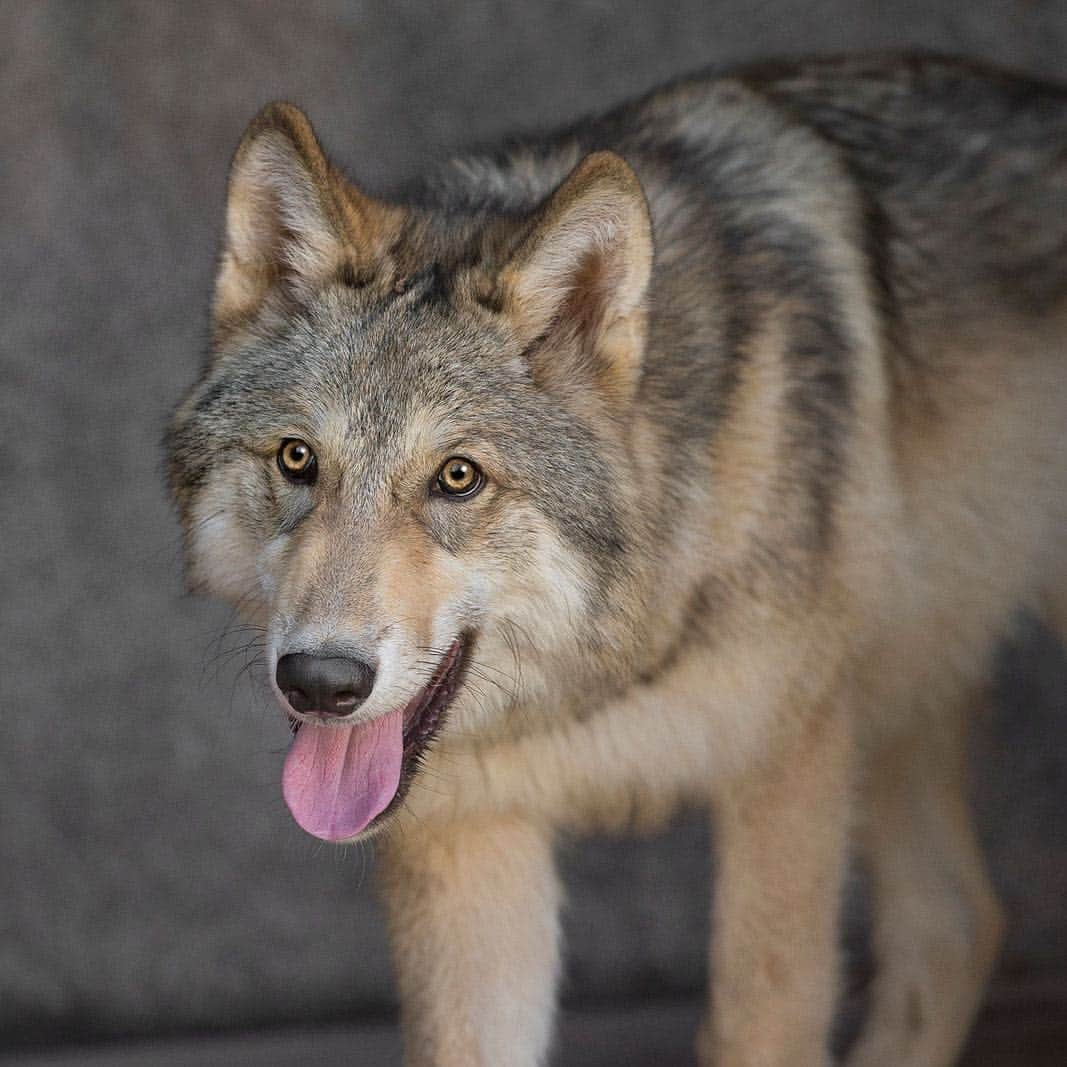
[166, 55, 1067, 1066]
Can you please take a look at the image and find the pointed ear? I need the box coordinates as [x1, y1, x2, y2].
[499, 151, 653, 399]
[213, 102, 372, 334]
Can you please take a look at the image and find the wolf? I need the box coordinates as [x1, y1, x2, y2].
[167, 53, 1067, 1066]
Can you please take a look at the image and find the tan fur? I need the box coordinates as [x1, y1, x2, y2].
[379, 291, 1065, 1065]
[169, 61, 1067, 1067]
[848, 698, 1006, 1067]
[382, 817, 561, 1067]
[704, 706, 853, 1067]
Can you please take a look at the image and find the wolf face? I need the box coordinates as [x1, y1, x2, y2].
[167, 104, 653, 841]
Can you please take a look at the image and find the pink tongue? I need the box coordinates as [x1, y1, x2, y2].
[282, 708, 404, 841]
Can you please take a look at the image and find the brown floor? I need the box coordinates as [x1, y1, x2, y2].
[958, 986, 1067, 1067]
[5, 988, 1065, 1067]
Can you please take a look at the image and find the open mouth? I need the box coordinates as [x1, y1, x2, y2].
[281, 635, 470, 842]
[401, 637, 468, 765]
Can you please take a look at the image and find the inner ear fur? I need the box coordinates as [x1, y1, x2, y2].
[213, 101, 391, 336]
[499, 151, 653, 399]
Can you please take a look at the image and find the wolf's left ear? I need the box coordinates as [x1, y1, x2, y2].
[499, 151, 653, 400]
[213, 102, 384, 336]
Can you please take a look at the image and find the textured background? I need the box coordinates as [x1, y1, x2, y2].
[2, 0, 1066, 1055]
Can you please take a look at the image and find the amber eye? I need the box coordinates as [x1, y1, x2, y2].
[435, 456, 484, 498]
[277, 438, 317, 484]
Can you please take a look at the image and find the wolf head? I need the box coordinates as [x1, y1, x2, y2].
[166, 103, 654, 841]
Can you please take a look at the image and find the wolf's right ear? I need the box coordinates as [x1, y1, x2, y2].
[497, 151, 653, 403]
[213, 102, 385, 337]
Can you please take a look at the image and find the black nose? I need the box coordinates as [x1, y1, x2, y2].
[276, 653, 376, 717]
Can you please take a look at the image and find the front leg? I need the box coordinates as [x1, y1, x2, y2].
[702, 707, 853, 1067]
[380, 815, 561, 1067]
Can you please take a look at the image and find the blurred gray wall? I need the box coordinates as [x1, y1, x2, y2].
[2, 0, 1065, 1051]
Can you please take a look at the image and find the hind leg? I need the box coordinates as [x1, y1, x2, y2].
[847, 705, 1004, 1067]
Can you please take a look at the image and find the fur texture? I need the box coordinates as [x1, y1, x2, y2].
[167, 54, 1067, 1066]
